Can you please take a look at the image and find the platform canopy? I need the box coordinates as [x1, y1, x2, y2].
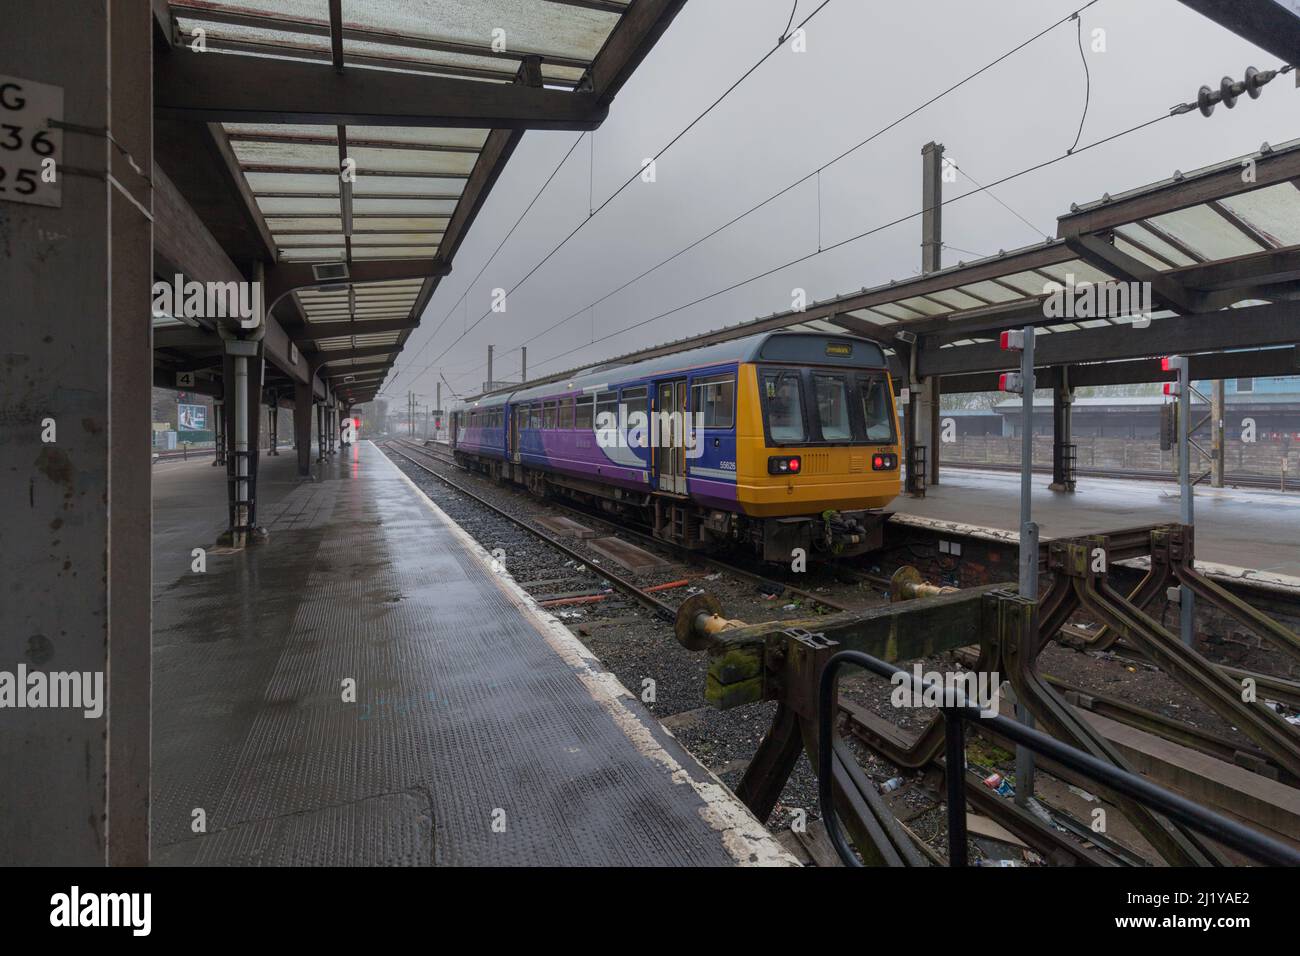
[516, 138, 1300, 395]
[150, 0, 685, 405]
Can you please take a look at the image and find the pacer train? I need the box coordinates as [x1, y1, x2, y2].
[448, 332, 901, 559]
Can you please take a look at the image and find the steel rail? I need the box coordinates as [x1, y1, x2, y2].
[383, 442, 677, 622]
[391, 438, 859, 615]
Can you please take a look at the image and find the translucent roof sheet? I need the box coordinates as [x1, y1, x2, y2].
[173, 0, 620, 68]
[160, 0, 672, 397]
[1219, 184, 1300, 247]
[1147, 205, 1265, 261]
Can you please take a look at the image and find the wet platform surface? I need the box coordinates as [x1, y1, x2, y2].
[151, 442, 788, 866]
[894, 468, 1300, 579]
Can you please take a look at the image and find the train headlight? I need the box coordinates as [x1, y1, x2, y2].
[768, 456, 802, 475]
[871, 453, 897, 471]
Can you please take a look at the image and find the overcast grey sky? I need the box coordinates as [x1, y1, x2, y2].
[377, 0, 1299, 406]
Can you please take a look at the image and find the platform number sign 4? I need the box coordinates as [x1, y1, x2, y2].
[0, 75, 62, 208]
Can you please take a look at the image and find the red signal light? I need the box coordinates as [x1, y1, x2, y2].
[1000, 330, 1025, 351]
[998, 372, 1024, 394]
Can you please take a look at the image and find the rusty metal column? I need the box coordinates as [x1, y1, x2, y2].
[1049, 366, 1075, 492]
[1, 0, 153, 865]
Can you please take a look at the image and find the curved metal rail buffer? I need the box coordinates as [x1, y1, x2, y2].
[673, 576, 1287, 865]
[1066, 524, 1300, 672]
[1038, 530, 1300, 785]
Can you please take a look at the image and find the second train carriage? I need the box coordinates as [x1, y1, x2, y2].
[449, 331, 901, 559]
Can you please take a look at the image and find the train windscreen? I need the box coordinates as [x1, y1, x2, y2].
[762, 368, 895, 445]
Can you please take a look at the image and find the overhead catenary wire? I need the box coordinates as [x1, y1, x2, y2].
[384, 0, 836, 394]
[948, 159, 1053, 242]
[436, 0, 1104, 390]
[1068, 11, 1092, 154]
[518, 109, 1175, 382]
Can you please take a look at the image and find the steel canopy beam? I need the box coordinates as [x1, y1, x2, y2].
[300, 318, 418, 338]
[1065, 234, 1203, 313]
[1057, 142, 1300, 237]
[155, 50, 608, 129]
[942, 346, 1299, 392]
[587, 0, 689, 106]
[920, 301, 1300, 376]
[1174, 1, 1300, 65]
[313, 346, 398, 364]
[264, 259, 448, 306]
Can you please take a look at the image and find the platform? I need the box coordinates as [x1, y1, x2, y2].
[150, 442, 790, 866]
[894, 468, 1300, 580]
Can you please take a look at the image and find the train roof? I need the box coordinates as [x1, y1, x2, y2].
[453, 331, 887, 411]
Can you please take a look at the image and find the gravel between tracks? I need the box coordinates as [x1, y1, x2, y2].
[380, 440, 1292, 865]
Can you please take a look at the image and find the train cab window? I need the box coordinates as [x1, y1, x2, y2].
[762, 371, 806, 443]
[575, 396, 594, 429]
[594, 391, 619, 431]
[813, 374, 852, 441]
[857, 375, 895, 443]
[558, 398, 574, 429]
[543, 401, 557, 429]
[691, 375, 735, 428]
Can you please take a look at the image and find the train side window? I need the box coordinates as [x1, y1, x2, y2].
[763, 371, 805, 443]
[857, 375, 895, 443]
[594, 391, 619, 432]
[691, 375, 735, 428]
[575, 395, 594, 429]
[813, 374, 853, 441]
[621, 385, 648, 410]
[543, 401, 557, 429]
[558, 398, 574, 429]
[529, 404, 541, 430]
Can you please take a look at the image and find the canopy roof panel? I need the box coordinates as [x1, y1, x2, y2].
[156, 0, 685, 404]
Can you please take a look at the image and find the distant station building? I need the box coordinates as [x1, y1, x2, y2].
[986, 376, 1300, 440]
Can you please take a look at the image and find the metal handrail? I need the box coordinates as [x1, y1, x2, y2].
[818, 649, 1300, 867]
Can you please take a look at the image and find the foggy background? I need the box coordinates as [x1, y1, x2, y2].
[375, 0, 1299, 406]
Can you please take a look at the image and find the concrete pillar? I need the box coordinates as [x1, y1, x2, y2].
[0, 0, 152, 865]
[1212, 379, 1225, 488]
[1050, 366, 1076, 492]
[316, 402, 326, 462]
[293, 382, 314, 476]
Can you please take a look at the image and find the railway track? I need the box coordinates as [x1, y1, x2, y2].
[389, 438, 865, 615]
[385, 441, 679, 622]
[939, 459, 1295, 492]
[387, 437, 1299, 865]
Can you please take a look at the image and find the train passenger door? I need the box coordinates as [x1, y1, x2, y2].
[509, 406, 521, 463]
[654, 379, 688, 495]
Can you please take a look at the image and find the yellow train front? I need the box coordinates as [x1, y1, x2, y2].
[716, 333, 901, 559]
[450, 331, 901, 560]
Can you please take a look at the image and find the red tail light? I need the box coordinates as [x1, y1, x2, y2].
[788, 457, 800, 473]
[767, 456, 802, 475]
